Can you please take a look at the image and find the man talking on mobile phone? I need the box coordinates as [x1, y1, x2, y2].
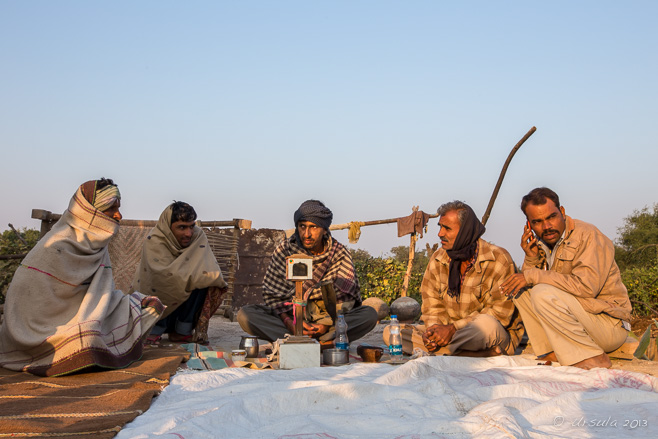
[501, 187, 632, 369]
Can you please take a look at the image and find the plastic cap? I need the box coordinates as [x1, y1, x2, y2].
[391, 315, 397, 319]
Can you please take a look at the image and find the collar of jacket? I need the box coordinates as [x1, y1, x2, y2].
[564, 215, 576, 238]
[550, 215, 576, 250]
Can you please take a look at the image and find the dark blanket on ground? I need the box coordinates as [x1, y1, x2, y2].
[0, 344, 189, 438]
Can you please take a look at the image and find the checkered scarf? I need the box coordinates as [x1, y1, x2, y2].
[262, 234, 361, 315]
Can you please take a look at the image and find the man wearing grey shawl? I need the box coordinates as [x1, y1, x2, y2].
[131, 201, 228, 345]
[238, 200, 378, 346]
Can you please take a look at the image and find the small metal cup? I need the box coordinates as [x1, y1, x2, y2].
[231, 349, 246, 362]
[239, 336, 259, 358]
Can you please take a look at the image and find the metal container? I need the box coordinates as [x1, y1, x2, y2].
[323, 348, 349, 366]
[239, 336, 259, 358]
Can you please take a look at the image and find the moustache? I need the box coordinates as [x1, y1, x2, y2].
[541, 229, 559, 237]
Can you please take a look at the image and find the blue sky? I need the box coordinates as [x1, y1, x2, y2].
[1, 1, 656, 264]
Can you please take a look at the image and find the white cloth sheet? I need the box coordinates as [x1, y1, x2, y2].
[117, 356, 658, 439]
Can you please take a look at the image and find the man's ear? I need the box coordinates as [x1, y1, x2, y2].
[559, 206, 566, 217]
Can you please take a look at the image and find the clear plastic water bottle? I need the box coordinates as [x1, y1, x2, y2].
[335, 315, 349, 350]
[388, 315, 403, 362]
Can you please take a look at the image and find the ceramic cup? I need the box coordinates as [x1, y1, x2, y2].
[357, 345, 384, 363]
[231, 349, 246, 361]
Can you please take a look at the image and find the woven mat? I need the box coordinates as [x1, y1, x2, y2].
[0, 344, 189, 438]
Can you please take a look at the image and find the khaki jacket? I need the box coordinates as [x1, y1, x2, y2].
[522, 216, 632, 321]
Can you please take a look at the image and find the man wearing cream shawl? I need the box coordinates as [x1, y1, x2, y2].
[131, 202, 227, 345]
[0, 179, 164, 377]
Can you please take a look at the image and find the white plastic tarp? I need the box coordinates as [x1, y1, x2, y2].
[117, 356, 658, 439]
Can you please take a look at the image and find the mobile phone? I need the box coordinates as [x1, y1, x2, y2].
[525, 221, 537, 242]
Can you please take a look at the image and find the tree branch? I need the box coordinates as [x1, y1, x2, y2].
[630, 299, 658, 316]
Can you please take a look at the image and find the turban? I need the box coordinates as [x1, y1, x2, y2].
[293, 200, 333, 230]
[80, 180, 121, 213]
[94, 185, 121, 212]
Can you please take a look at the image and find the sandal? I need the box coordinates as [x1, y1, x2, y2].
[145, 334, 162, 346]
[168, 332, 194, 343]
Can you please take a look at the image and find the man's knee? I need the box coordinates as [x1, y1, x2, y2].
[528, 284, 565, 311]
[360, 305, 379, 327]
[469, 314, 507, 339]
[237, 306, 256, 331]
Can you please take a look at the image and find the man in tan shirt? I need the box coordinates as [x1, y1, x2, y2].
[384, 201, 522, 356]
[501, 187, 632, 369]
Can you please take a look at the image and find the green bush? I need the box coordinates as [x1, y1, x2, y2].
[351, 247, 429, 306]
[614, 204, 658, 316]
[621, 263, 658, 317]
[615, 204, 658, 270]
[1, 228, 40, 304]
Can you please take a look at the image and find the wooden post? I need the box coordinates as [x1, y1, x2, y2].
[400, 206, 421, 298]
[401, 232, 417, 297]
[294, 281, 304, 336]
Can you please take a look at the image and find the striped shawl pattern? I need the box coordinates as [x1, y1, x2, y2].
[262, 235, 361, 315]
[0, 186, 164, 376]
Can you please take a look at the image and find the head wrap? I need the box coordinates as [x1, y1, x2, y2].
[445, 205, 486, 298]
[93, 185, 121, 212]
[293, 200, 333, 230]
[80, 180, 121, 213]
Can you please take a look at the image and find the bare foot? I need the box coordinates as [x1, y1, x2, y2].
[456, 346, 506, 358]
[571, 353, 611, 370]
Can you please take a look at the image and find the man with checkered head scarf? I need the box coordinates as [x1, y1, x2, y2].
[238, 200, 378, 347]
[383, 200, 523, 358]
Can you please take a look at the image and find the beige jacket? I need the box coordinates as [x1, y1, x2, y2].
[522, 216, 632, 321]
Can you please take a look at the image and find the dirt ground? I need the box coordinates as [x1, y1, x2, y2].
[203, 315, 658, 378]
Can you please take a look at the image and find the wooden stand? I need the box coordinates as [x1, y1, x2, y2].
[294, 280, 304, 336]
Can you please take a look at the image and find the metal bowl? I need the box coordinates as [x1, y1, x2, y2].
[323, 348, 349, 366]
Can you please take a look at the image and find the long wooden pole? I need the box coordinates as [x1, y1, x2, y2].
[0, 254, 27, 260]
[285, 214, 439, 237]
[481, 126, 536, 226]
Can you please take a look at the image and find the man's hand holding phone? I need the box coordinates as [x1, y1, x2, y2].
[521, 221, 539, 258]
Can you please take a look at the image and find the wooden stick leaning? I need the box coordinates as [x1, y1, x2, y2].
[481, 126, 537, 226]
